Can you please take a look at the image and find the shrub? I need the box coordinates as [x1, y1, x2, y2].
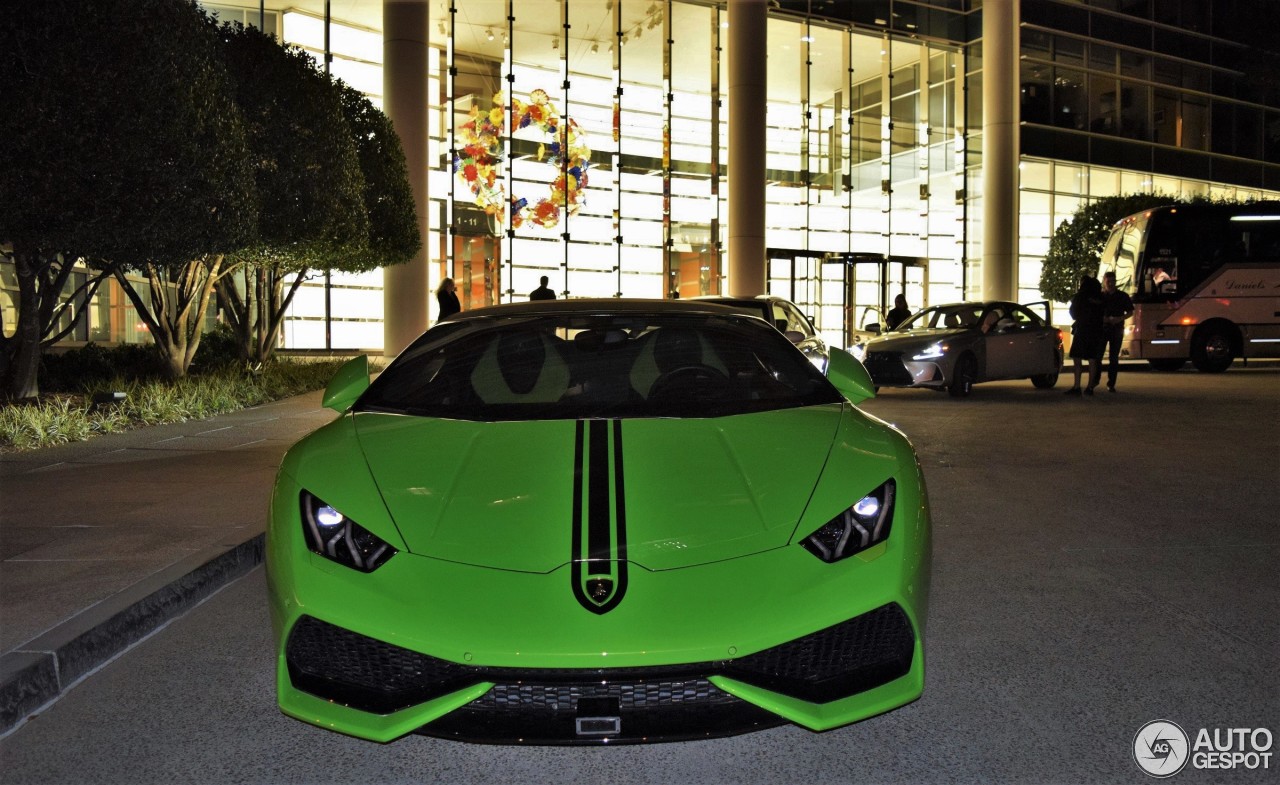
[2, 356, 351, 452]
[40, 343, 168, 392]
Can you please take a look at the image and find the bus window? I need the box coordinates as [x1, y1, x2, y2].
[1143, 257, 1177, 297]
[1100, 217, 1144, 295]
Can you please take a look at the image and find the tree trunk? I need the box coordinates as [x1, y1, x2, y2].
[4, 247, 45, 400]
[112, 256, 225, 380]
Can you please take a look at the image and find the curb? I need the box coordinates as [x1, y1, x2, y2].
[0, 534, 265, 737]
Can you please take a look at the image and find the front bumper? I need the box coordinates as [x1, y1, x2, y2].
[863, 351, 947, 389]
[269, 521, 929, 743]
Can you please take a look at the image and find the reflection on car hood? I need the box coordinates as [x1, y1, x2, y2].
[865, 328, 970, 352]
[351, 406, 845, 572]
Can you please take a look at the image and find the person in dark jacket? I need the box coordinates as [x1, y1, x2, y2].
[529, 275, 556, 301]
[436, 277, 460, 321]
[1065, 274, 1104, 395]
[1100, 270, 1134, 391]
[886, 294, 911, 330]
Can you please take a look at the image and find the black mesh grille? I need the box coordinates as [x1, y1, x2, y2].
[863, 351, 913, 385]
[286, 616, 480, 714]
[477, 678, 739, 711]
[724, 603, 915, 703]
[422, 677, 779, 744]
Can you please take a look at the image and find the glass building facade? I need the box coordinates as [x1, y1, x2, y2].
[4, 0, 1277, 352]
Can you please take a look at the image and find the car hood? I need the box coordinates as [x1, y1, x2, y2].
[866, 328, 970, 352]
[350, 406, 845, 572]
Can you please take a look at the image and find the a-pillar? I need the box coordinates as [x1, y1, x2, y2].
[981, 0, 1018, 301]
[726, 0, 767, 297]
[382, 0, 431, 357]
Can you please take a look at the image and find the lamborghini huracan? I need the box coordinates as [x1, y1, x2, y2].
[267, 299, 931, 744]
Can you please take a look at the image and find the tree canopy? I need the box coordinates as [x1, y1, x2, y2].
[0, 0, 255, 397]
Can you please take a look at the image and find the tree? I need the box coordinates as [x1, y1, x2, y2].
[1039, 194, 1177, 303]
[0, 0, 255, 397]
[213, 23, 369, 365]
[334, 82, 422, 275]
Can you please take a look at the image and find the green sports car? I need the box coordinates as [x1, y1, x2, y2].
[267, 299, 931, 744]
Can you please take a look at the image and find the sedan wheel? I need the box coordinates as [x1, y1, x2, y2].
[1031, 350, 1062, 389]
[948, 354, 976, 398]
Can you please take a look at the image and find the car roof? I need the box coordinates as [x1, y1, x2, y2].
[442, 298, 743, 322]
[690, 294, 787, 304]
[920, 300, 1020, 309]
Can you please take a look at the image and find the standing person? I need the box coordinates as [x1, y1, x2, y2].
[886, 293, 911, 330]
[436, 277, 460, 321]
[1100, 270, 1134, 392]
[1065, 274, 1105, 396]
[529, 275, 556, 301]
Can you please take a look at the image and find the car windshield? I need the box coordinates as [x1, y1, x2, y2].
[898, 304, 986, 331]
[356, 312, 842, 421]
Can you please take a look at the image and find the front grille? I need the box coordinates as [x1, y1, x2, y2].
[286, 603, 915, 739]
[478, 678, 738, 711]
[863, 351, 913, 385]
[423, 674, 779, 744]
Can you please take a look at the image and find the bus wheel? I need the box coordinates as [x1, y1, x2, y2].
[1191, 324, 1235, 373]
[1148, 358, 1186, 372]
[948, 354, 976, 397]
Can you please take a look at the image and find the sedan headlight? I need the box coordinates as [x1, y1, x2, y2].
[912, 344, 946, 360]
[300, 491, 397, 572]
[801, 479, 896, 563]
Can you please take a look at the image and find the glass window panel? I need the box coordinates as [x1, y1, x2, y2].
[1119, 81, 1150, 141]
[619, 218, 664, 246]
[331, 321, 383, 350]
[621, 246, 663, 274]
[1053, 68, 1087, 130]
[1089, 167, 1120, 197]
[1021, 158, 1052, 191]
[1054, 162, 1084, 194]
[1054, 35, 1085, 66]
[1090, 74, 1120, 135]
[1088, 42, 1116, 72]
[567, 242, 617, 272]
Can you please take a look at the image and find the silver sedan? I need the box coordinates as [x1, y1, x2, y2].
[856, 301, 1064, 397]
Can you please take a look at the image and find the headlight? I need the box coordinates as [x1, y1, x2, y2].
[801, 479, 895, 563]
[300, 491, 397, 572]
[912, 344, 946, 360]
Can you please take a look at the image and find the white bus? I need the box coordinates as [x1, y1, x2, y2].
[1097, 202, 1280, 372]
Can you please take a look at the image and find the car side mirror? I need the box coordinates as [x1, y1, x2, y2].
[322, 355, 371, 412]
[825, 348, 876, 404]
[783, 329, 805, 344]
[866, 322, 882, 334]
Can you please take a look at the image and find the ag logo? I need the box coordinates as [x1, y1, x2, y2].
[1134, 720, 1190, 778]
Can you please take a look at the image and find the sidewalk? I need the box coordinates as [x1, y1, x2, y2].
[0, 391, 336, 735]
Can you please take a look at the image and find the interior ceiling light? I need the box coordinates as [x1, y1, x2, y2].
[591, 41, 600, 53]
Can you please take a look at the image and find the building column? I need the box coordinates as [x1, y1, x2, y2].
[981, 0, 1018, 301]
[726, 0, 767, 296]
[382, 0, 430, 357]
